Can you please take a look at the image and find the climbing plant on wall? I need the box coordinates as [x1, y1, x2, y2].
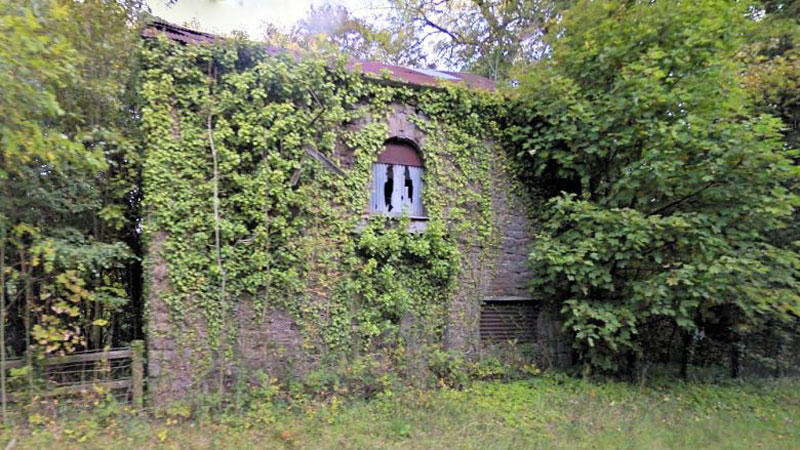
[140, 35, 504, 380]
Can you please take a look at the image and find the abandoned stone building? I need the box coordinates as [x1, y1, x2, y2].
[142, 20, 566, 402]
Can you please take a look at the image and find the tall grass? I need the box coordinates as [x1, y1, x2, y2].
[3, 375, 798, 449]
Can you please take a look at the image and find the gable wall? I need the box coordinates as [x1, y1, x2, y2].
[140, 41, 556, 403]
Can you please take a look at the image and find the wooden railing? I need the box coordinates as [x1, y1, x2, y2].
[0, 340, 144, 407]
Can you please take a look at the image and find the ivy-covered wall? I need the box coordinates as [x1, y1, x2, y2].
[140, 36, 545, 402]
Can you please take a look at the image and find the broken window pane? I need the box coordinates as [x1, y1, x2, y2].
[370, 162, 425, 217]
[370, 140, 425, 218]
[384, 164, 394, 212]
[404, 166, 413, 204]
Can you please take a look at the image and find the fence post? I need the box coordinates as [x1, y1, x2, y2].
[131, 340, 144, 408]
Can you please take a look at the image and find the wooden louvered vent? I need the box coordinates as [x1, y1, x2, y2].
[480, 300, 539, 343]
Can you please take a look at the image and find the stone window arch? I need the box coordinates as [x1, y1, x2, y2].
[369, 138, 425, 218]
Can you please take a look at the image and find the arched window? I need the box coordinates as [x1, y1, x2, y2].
[369, 139, 425, 218]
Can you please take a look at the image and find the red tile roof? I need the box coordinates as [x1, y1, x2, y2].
[144, 19, 494, 91]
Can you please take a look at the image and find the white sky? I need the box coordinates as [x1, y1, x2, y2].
[147, 0, 384, 40]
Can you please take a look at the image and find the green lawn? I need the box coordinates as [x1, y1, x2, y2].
[4, 375, 798, 449]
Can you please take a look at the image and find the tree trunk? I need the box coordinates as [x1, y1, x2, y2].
[1, 223, 7, 424]
[730, 334, 743, 379]
[19, 247, 34, 392]
[680, 330, 693, 380]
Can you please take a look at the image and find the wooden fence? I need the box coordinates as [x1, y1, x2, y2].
[0, 340, 144, 407]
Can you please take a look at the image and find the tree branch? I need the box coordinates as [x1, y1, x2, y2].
[648, 181, 716, 216]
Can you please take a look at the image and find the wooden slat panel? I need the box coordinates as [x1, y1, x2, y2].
[378, 142, 423, 167]
[391, 164, 404, 213]
[5, 380, 132, 403]
[45, 379, 132, 397]
[370, 163, 426, 218]
[371, 163, 388, 214]
[407, 166, 424, 217]
[0, 344, 142, 405]
[2, 349, 131, 370]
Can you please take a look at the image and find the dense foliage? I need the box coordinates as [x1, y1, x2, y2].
[140, 35, 504, 386]
[505, 0, 799, 373]
[2, 0, 797, 395]
[744, 3, 800, 150]
[0, 0, 145, 363]
[276, 0, 568, 81]
[386, 0, 567, 80]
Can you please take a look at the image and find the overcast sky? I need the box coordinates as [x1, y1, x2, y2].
[147, 0, 384, 40]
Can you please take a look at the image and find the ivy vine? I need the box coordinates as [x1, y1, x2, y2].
[140, 36, 506, 373]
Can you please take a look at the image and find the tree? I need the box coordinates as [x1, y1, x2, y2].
[290, 3, 428, 66]
[743, 1, 799, 149]
[505, 0, 800, 373]
[388, 0, 567, 80]
[269, 1, 567, 80]
[0, 0, 145, 363]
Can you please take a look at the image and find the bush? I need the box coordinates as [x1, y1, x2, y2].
[505, 0, 799, 373]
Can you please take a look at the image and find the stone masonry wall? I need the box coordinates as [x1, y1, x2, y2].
[145, 101, 565, 403]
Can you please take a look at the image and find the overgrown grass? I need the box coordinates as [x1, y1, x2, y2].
[3, 375, 797, 449]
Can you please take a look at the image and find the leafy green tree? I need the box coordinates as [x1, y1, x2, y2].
[743, 1, 799, 150]
[0, 0, 144, 360]
[388, 0, 567, 80]
[273, 1, 567, 79]
[738, 3, 800, 371]
[505, 0, 800, 372]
